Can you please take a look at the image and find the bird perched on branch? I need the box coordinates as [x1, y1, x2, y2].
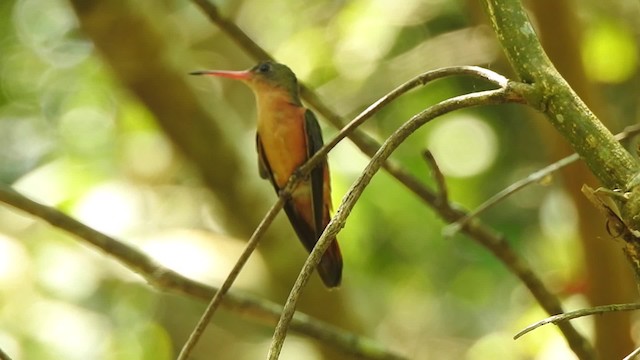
[191, 61, 343, 288]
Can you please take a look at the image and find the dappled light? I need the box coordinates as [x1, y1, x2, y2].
[1, 0, 640, 359]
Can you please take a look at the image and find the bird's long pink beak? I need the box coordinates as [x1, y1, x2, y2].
[189, 69, 252, 80]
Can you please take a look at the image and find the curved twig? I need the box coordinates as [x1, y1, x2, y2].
[267, 88, 518, 359]
[423, 150, 449, 204]
[0, 346, 12, 360]
[299, 66, 509, 173]
[444, 153, 580, 237]
[624, 346, 640, 360]
[514, 303, 640, 340]
[445, 124, 640, 237]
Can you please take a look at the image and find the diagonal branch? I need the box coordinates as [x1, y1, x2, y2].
[422, 150, 449, 205]
[624, 346, 640, 360]
[446, 124, 640, 236]
[0, 347, 12, 360]
[515, 303, 640, 340]
[0, 184, 406, 360]
[444, 153, 579, 237]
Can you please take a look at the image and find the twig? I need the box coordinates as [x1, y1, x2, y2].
[0, 184, 407, 360]
[0, 347, 12, 360]
[190, 0, 273, 62]
[615, 124, 640, 144]
[177, 197, 285, 360]
[624, 346, 640, 360]
[267, 88, 516, 359]
[514, 303, 640, 340]
[445, 153, 579, 237]
[422, 150, 448, 205]
[444, 124, 640, 237]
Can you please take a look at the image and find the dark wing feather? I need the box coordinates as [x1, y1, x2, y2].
[303, 109, 325, 239]
[255, 133, 270, 180]
[256, 118, 342, 288]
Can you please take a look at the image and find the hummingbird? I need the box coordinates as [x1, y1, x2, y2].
[190, 61, 343, 288]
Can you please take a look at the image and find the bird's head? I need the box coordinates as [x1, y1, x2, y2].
[190, 61, 301, 104]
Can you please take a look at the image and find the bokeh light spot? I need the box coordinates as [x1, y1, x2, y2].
[72, 181, 142, 237]
[582, 20, 638, 83]
[427, 115, 498, 178]
[142, 229, 268, 288]
[13, 0, 92, 68]
[25, 299, 109, 360]
[539, 189, 578, 241]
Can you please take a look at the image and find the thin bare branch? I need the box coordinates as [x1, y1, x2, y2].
[0, 347, 12, 360]
[445, 153, 579, 237]
[267, 88, 517, 359]
[514, 303, 640, 340]
[422, 150, 449, 205]
[445, 124, 640, 237]
[190, 0, 274, 62]
[0, 184, 407, 360]
[623, 346, 640, 360]
[615, 124, 640, 144]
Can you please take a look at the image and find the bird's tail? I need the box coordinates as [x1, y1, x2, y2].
[317, 237, 343, 288]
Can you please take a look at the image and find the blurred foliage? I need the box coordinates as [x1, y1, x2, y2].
[1, 0, 640, 359]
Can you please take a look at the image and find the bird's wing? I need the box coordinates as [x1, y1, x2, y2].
[255, 133, 270, 180]
[257, 120, 319, 254]
[304, 109, 325, 239]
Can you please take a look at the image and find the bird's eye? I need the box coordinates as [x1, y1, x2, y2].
[258, 63, 271, 73]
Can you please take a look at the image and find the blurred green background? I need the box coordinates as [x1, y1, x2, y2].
[1, 0, 639, 359]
